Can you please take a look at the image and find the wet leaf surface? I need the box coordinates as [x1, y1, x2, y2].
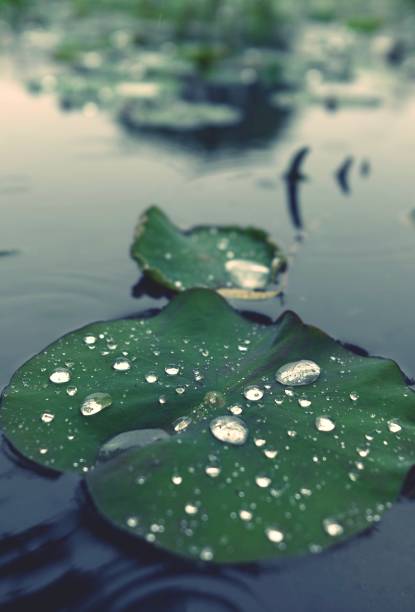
[2, 289, 415, 563]
[131, 206, 286, 297]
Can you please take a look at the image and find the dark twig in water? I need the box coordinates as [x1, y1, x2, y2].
[335, 156, 354, 195]
[283, 146, 311, 231]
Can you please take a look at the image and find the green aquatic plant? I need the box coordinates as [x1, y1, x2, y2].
[131, 206, 286, 299]
[2, 289, 415, 563]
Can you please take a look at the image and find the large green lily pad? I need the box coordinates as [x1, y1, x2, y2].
[131, 206, 286, 299]
[1, 289, 415, 564]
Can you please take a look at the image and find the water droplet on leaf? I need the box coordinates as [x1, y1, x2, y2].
[81, 392, 112, 416]
[244, 386, 264, 401]
[49, 367, 71, 384]
[210, 415, 248, 446]
[112, 357, 131, 372]
[276, 360, 321, 386]
[315, 416, 335, 432]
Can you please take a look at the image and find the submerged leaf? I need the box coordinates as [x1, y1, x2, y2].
[131, 206, 285, 298]
[1, 289, 415, 563]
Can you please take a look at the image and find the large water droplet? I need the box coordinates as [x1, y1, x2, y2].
[112, 357, 131, 372]
[266, 527, 284, 543]
[49, 367, 71, 384]
[210, 415, 248, 446]
[225, 259, 270, 289]
[243, 385, 264, 401]
[81, 392, 112, 416]
[276, 360, 321, 386]
[315, 416, 335, 432]
[323, 518, 343, 537]
[173, 416, 192, 432]
[98, 429, 169, 462]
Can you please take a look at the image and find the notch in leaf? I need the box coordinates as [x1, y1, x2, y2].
[131, 206, 286, 299]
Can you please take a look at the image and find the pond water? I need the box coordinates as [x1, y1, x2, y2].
[2, 17, 415, 612]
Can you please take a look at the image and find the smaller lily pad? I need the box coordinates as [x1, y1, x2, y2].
[131, 206, 286, 298]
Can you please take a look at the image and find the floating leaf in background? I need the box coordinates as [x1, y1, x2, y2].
[1, 289, 415, 563]
[131, 206, 286, 299]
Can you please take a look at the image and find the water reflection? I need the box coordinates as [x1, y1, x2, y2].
[335, 156, 354, 195]
[283, 146, 310, 233]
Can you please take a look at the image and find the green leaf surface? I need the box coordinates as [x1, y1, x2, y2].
[131, 206, 286, 298]
[1, 289, 415, 564]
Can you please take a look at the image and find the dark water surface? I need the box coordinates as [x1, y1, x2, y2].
[2, 49, 415, 610]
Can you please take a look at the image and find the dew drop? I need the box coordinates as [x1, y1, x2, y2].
[112, 357, 131, 372]
[350, 392, 359, 401]
[225, 259, 270, 289]
[239, 509, 253, 521]
[200, 547, 213, 561]
[174, 416, 192, 432]
[175, 387, 186, 395]
[159, 395, 167, 405]
[126, 516, 139, 528]
[41, 412, 55, 423]
[145, 372, 158, 383]
[276, 360, 321, 386]
[84, 335, 97, 345]
[205, 465, 221, 478]
[266, 527, 284, 543]
[254, 437, 266, 447]
[323, 518, 344, 537]
[387, 420, 402, 433]
[66, 385, 78, 396]
[185, 503, 198, 515]
[165, 365, 180, 376]
[209, 415, 248, 446]
[228, 404, 243, 415]
[243, 385, 264, 401]
[204, 391, 225, 407]
[172, 475, 183, 485]
[264, 448, 278, 459]
[298, 398, 312, 408]
[49, 367, 71, 384]
[81, 392, 112, 416]
[255, 475, 271, 488]
[315, 416, 335, 432]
